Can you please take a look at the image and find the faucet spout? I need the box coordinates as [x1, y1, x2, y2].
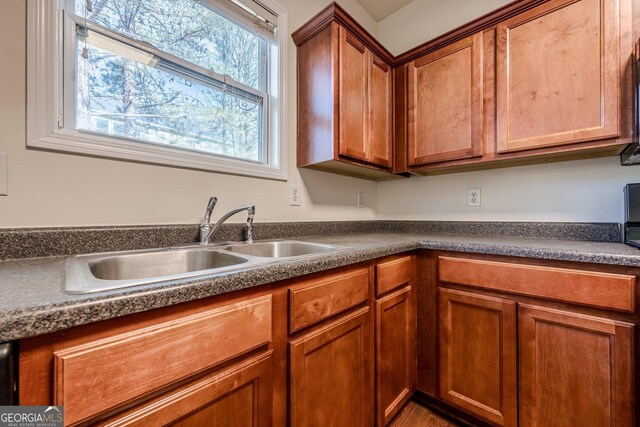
[203, 196, 218, 224]
[200, 203, 255, 244]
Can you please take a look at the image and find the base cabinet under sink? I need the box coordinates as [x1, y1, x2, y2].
[18, 255, 417, 426]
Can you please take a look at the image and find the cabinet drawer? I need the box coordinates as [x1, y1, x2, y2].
[289, 267, 369, 333]
[54, 295, 272, 425]
[439, 256, 636, 312]
[98, 351, 273, 426]
[376, 256, 413, 296]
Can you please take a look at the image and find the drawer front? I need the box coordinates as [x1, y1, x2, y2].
[376, 256, 413, 296]
[99, 351, 273, 427]
[439, 256, 636, 312]
[289, 267, 369, 333]
[54, 295, 272, 425]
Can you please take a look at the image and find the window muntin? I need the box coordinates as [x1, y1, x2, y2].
[73, 0, 265, 91]
[67, 0, 273, 165]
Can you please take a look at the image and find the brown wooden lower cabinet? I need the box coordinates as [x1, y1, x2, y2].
[375, 286, 416, 426]
[432, 253, 638, 427]
[519, 304, 634, 427]
[289, 307, 373, 426]
[97, 351, 274, 427]
[18, 250, 638, 427]
[438, 289, 517, 427]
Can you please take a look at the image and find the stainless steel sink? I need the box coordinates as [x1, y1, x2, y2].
[222, 240, 338, 258]
[62, 240, 345, 294]
[63, 247, 254, 294]
[89, 249, 248, 281]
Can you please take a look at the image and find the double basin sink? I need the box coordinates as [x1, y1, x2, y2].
[63, 240, 343, 294]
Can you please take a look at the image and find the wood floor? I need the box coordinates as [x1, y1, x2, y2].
[389, 401, 461, 426]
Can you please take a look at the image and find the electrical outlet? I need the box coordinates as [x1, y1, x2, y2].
[290, 185, 301, 206]
[357, 192, 364, 208]
[467, 187, 481, 207]
[0, 153, 6, 196]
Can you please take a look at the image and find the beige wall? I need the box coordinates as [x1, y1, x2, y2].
[0, 0, 379, 227]
[377, 157, 640, 223]
[2, 0, 639, 228]
[377, 0, 513, 55]
[374, 0, 640, 224]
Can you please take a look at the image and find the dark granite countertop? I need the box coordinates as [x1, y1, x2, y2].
[1, 232, 639, 342]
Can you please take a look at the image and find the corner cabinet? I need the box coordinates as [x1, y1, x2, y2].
[292, 4, 395, 180]
[407, 33, 485, 166]
[426, 253, 637, 427]
[438, 289, 517, 427]
[399, 0, 632, 175]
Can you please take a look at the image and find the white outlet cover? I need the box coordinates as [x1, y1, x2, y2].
[357, 192, 364, 208]
[290, 185, 301, 206]
[467, 187, 481, 207]
[0, 153, 6, 196]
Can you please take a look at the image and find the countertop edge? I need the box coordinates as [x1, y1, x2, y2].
[2, 234, 639, 342]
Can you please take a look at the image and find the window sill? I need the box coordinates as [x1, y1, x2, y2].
[28, 129, 287, 181]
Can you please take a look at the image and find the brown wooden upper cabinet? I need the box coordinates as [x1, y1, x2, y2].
[496, 0, 622, 153]
[293, 4, 394, 180]
[295, 0, 633, 178]
[338, 27, 393, 167]
[407, 33, 484, 166]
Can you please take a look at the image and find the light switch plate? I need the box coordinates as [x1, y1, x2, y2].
[0, 153, 6, 196]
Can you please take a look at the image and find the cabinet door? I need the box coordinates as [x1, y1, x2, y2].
[439, 289, 517, 427]
[408, 33, 484, 166]
[496, 0, 620, 153]
[519, 304, 634, 427]
[339, 26, 368, 163]
[100, 351, 273, 426]
[375, 286, 415, 426]
[290, 307, 372, 426]
[368, 52, 393, 168]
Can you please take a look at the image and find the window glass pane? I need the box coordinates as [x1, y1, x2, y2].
[76, 42, 262, 162]
[75, 0, 264, 90]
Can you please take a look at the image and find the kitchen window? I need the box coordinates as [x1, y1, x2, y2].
[27, 0, 287, 180]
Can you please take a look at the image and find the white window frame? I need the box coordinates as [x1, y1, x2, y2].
[27, 0, 288, 181]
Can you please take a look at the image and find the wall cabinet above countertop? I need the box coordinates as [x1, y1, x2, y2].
[292, 5, 397, 180]
[293, 0, 635, 180]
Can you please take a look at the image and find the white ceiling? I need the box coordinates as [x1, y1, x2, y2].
[356, 0, 414, 21]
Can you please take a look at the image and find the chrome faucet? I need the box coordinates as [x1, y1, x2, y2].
[199, 196, 255, 244]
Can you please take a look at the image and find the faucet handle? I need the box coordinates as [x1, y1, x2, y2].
[203, 196, 218, 223]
